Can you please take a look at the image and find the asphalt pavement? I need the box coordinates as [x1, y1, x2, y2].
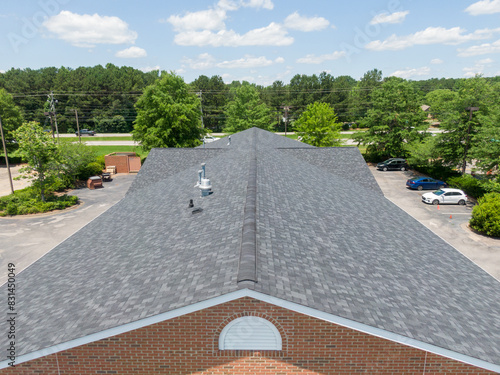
[369, 165, 500, 280]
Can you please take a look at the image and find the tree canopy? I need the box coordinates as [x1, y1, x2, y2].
[14, 121, 59, 201]
[429, 76, 497, 174]
[132, 72, 205, 151]
[0, 88, 23, 152]
[356, 77, 427, 158]
[295, 102, 342, 147]
[223, 83, 272, 133]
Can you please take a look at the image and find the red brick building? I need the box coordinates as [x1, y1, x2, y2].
[2, 129, 499, 374]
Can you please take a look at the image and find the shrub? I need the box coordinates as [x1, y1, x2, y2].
[447, 175, 487, 199]
[0, 187, 78, 216]
[77, 162, 104, 180]
[470, 193, 500, 237]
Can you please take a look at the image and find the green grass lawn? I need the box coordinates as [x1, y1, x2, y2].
[88, 145, 147, 157]
[59, 136, 134, 142]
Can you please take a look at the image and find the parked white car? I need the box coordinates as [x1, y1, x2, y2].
[202, 135, 218, 143]
[421, 188, 468, 205]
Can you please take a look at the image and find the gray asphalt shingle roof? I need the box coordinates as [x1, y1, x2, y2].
[2, 127, 500, 368]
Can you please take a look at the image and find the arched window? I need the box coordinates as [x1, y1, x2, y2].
[218, 316, 282, 350]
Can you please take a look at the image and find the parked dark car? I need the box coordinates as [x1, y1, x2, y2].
[376, 158, 407, 171]
[406, 177, 447, 191]
[76, 129, 96, 136]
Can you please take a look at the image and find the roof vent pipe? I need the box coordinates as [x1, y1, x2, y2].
[197, 170, 203, 186]
[227, 135, 231, 146]
[196, 163, 213, 197]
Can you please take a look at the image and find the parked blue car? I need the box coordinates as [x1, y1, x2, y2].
[406, 177, 447, 191]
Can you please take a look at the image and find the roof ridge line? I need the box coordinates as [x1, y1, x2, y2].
[237, 130, 258, 287]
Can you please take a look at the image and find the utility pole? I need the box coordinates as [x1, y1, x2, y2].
[280, 106, 291, 136]
[197, 91, 204, 128]
[74, 109, 81, 143]
[462, 106, 479, 175]
[45, 92, 59, 141]
[0, 115, 14, 194]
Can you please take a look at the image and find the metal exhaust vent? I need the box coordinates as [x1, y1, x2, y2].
[195, 163, 213, 197]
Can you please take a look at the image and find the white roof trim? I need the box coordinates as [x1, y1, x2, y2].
[1, 289, 499, 373]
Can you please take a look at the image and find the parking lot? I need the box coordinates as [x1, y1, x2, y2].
[369, 165, 500, 280]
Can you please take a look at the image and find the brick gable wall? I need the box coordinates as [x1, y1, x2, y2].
[3, 297, 496, 374]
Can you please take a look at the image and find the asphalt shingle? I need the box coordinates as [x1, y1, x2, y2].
[2, 127, 499, 368]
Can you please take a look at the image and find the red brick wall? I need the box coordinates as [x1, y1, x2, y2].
[105, 154, 134, 173]
[128, 156, 142, 172]
[3, 297, 496, 375]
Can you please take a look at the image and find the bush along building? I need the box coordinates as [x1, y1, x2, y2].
[1, 128, 500, 374]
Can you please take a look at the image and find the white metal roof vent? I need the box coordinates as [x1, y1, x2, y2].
[195, 163, 213, 197]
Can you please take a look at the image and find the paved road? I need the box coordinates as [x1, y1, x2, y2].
[369, 165, 500, 280]
[0, 174, 135, 284]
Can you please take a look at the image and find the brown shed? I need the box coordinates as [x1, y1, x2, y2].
[104, 152, 141, 174]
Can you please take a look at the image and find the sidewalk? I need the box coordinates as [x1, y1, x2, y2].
[0, 165, 30, 197]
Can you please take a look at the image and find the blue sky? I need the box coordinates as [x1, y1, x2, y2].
[1, 0, 500, 85]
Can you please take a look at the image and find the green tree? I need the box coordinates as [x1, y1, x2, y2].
[262, 80, 290, 131]
[0, 88, 23, 153]
[190, 75, 228, 132]
[14, 121, 59, 201]
[58, 142, 99, 185]
[295, 102, 342, 147]
[424, 89, 459, 119]
[223, 83, 272, 133]
[471, 104, 500, 176]
[132, 72, 204, 151]
[356, 77, 427, 158]
[348, 69, 383, 121]
[431, 76, 496, 174]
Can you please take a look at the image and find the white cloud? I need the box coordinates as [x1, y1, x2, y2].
[140, 66, 161, 73]
[296, 51, 346, 64]
[366, 26, 500, 51]
[370, 11, 409, 25]
[390, 66, 431, 79]
[431, 58, 444, 64]
[115, 46, 147, 58]
[166, 9, 227, 31]
[43, 10, 137, 47]
[174, 22, 293, 47]
[284, 12, 330, 31]
[182, 53, 217, 70]
[241, 0, 274, 10]
[465, 0, 500, 15]
[457, 38, 500, 56]
[463, 58, 494, 77]
[217, 0, 239, 11]
[478, 57, 494, 63]
[183, 54, 284, 70]
[0, 69, 5, 73]
[217, 55, 284, 68]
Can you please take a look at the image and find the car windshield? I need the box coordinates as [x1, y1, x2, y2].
[433, 190, 445, 196]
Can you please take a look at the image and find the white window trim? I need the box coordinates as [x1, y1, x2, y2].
[219, 316, 282, 350]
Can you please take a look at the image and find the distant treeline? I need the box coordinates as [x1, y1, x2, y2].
[1, 64, 499, 132]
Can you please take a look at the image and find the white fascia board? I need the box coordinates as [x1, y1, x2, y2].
[1, 289, 499, 374]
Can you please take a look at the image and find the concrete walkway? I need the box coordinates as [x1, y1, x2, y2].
[0, 165, 30, 197]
